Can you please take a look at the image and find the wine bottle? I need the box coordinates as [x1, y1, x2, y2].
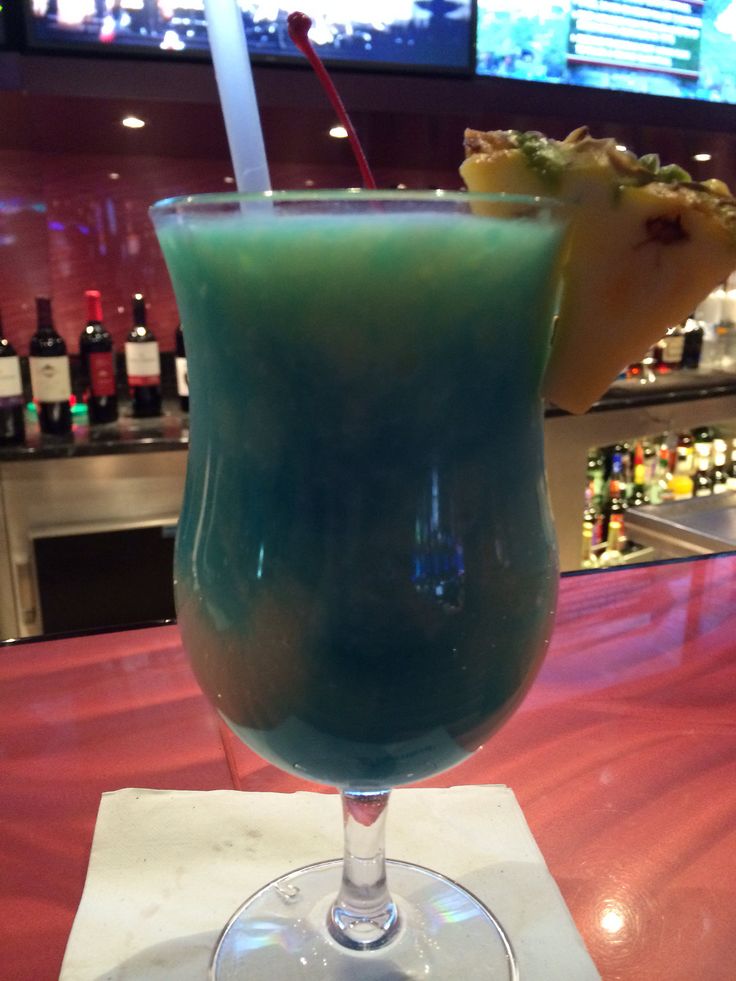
[125, 293, 161, 418]
[29, 297, 72, 436]
[0, 311, 26, 446]
[79, 290, 118, 424]
[175, 324, 189, 413]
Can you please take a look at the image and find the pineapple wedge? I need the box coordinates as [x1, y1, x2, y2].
[461, 127, 736, 413]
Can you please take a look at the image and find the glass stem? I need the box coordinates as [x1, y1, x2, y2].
[327, 790, 401, 950]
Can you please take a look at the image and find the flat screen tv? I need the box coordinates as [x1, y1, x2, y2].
[23, 1, 474, 72]
[476, 0, 736, 107]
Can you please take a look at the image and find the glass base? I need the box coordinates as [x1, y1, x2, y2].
[210, 858, 519, 980]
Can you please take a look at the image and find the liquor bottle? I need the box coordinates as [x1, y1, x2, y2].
[691, 425, 714, 464]
[125, 293, 161, 418]
[656, 322, 685, 372]
[580, 521, 599, 570]
[175, 324, 189, 412]
[715, 282, 736, 369]
[29, 297, 72, 436]
[727, 439, 736, 491]
[650, 446, 674, 505]
[695, 286, 724, 370]
[601, 466, 627, 541]
[599, 516, 623, 567]
[628, 464, 650, 507]
[0, 311, 26, 446]
[643, 438, 658, 486]
[79, 290, 118, 424]
[693, 455, 713, 498]
[711, 439, 729, 494]
[583, 484, 601, 547]
[586, 448, 605, 515]
[681, 316, 704, 370]
[675, 431, 695, 477]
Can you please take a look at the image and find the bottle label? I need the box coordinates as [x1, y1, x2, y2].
[125, 341, 160, 386]
[175, 356, 189, 397]
[0, 355, 23, 400]
[29, 355, 72, 402]
[663, 335, 685, 363]
[88, 351, 116, 396]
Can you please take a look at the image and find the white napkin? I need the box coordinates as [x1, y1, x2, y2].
[60, 786, 599, 980]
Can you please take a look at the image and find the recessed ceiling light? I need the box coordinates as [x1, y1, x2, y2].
[615, 144, 627, 152]
[223, 176, 235, 184]
[108, 172, 120, 180]
[329, 125, 349, 139]
[693, 152, 712, 162]
[122, 116, 146, 129]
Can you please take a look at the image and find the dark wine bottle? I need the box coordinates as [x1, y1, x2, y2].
[681, 315, 704, 370]
[0, 311, 26, 446]
[29, 297, 72, 436]
[79, 290, 118, 424]
[125, 293, 161, 418]
[175, 324, 189, 413]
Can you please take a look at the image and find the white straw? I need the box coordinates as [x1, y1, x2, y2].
[203, 0, 272, 194]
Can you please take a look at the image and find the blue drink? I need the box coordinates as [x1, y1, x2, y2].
[153, 193, 566, 790]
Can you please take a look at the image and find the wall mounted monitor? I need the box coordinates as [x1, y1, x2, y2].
[24, 1, 474, 72]
[476, 1, 736, 107]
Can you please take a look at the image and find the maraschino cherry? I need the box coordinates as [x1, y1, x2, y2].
[287, 11, 377, 190]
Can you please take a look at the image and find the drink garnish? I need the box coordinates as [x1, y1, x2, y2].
[461, 126, 736, 413]
[287, 11, 377, 190]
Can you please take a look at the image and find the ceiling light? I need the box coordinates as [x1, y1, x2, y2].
[223, 176, 235, 184]
[693, 152, 712, 162]
[615, 144, 627, 152]
[329, 125, 349, 139]
[122, 116, 146, 129]
[108, 172, 120, 180]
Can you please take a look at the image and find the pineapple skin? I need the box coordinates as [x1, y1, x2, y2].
[460, 144, 736, 414]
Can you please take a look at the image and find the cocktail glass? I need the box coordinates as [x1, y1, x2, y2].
[150, 190, 568, 979]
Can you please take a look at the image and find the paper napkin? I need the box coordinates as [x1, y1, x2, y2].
[60, 786, 599, 980]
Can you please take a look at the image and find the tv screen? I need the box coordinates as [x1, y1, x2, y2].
[24, 1, 473, 72]
[476, 0, 736, 106]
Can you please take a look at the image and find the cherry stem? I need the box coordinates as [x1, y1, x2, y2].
[288, 11, 377, 190]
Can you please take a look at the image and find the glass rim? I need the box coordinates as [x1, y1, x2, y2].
[149, 188, 566, 214]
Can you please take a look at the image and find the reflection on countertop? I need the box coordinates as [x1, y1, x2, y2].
[0, 399, 189, 461]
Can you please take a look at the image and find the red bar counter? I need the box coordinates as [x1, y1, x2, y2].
[2, 553, 736, 980]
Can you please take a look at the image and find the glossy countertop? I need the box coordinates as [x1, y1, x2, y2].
[2, 370, 736, 462]
[2, 553, 736, 979]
